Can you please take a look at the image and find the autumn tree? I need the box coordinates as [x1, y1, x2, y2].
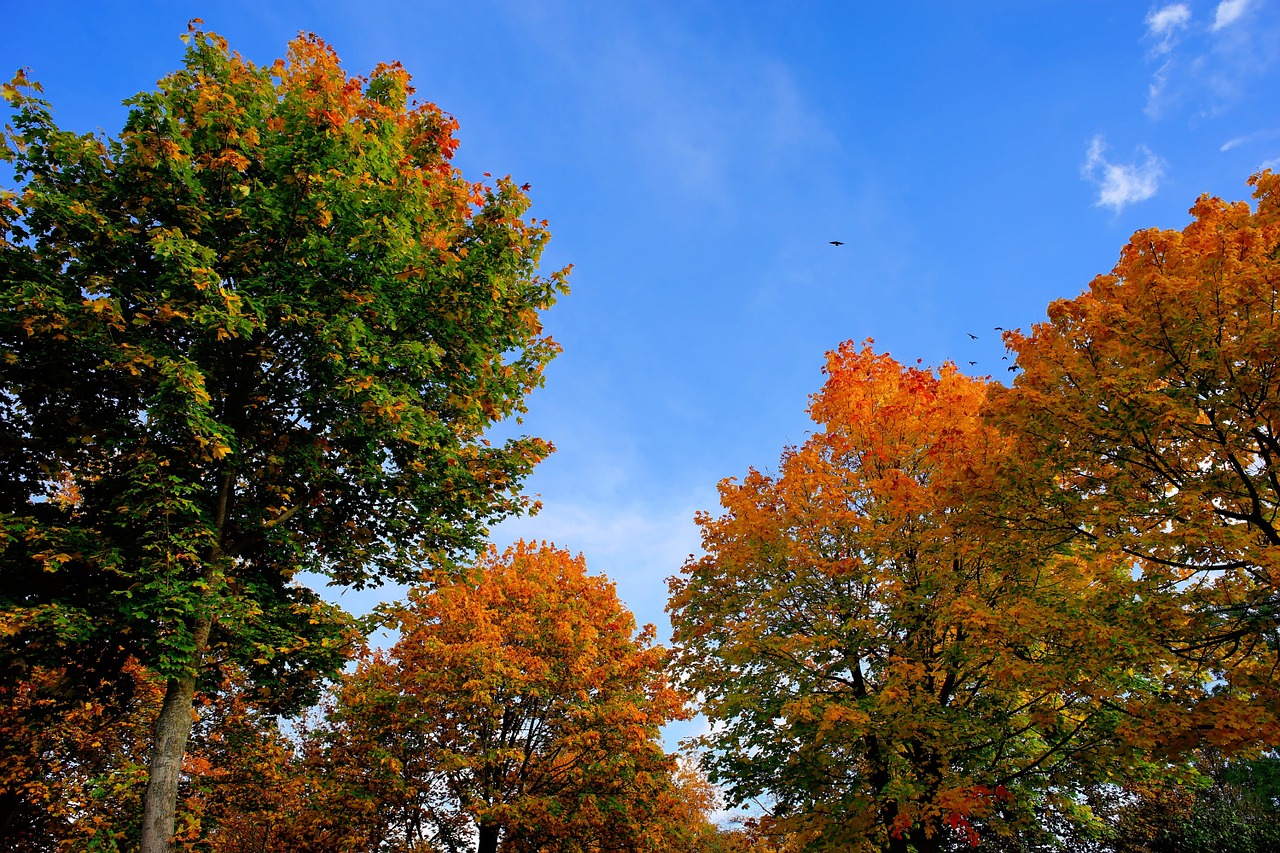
[0, 659, 162, 850]
[177, 673, 352, 853]
[668, 343, 1169, 853]
[323, 540, 687, 853]
[987, 171, 1280, 750]
[0, 26, 566, 852]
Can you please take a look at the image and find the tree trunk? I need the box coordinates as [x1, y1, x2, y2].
[139, 609, 213, 853]
[139, 674, 199, 853]
[478, 820, 501, 853]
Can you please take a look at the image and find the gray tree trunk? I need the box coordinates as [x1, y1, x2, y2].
[139, 674, 199, 853]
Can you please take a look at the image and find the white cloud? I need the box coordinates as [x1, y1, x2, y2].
[1221, 127, 1280, 150]
[1145, 4, 1192, 53]
[1212, 0, 1254, 30]
[1082, 136, 1165, 212]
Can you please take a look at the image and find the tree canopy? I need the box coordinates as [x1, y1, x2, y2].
[5, 18, 1280, 853]
[988, 172, 1280, 750]
[669, 343, 1172, 853]
[325, 540, 688, 853]
[1, 25, 566, 851]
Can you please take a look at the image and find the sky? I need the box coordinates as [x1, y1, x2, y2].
[6, 1, 1279, 712]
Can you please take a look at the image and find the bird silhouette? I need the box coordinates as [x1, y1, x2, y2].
[969, 361, 977, 366]
[829, 240, 844, 246]
[994, 326, 1004, 331]
[967, 333, 978, 340]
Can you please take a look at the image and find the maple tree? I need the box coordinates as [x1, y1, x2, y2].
[2, 662, 348, 851]
[0, 25, 566, 852]
[668, 343, 1170, 853]
[987, 171, 1280, 750]
[645, 757, 737, 853]
[322, 540, 687, 853]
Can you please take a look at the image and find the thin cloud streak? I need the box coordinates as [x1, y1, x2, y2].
[1082, 136, 1165, 212]
[1145, 59, 1176, 118]
[1140, 0, 1275, 120]
[1221, 128, 1280, 151]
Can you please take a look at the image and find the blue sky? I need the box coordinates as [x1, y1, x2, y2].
[6, 2, 1279, 658]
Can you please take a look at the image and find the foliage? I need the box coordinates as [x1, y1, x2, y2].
[0, 18, 564, 701]
[177, 677, 349, 853]
[0, 659, 161, 851]
[668, 343, 1168, 853]
[1, 23, 566, 849]
[1104, 752, 1280, 853]
[322, 540, 688, 853]
[988, 171, 1280, 751]
[0, 663, 347, 852]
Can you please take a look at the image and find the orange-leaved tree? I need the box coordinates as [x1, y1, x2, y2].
[322, 540, 688, 853]
[669, 343, 1170, 853]
[176, 674, 352, 853]
[988, 171, 1280, 750]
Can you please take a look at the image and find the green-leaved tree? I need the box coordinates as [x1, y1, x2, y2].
[0, 26, 567, 851]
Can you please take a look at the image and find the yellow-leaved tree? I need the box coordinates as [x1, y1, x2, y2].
[988, 171, 1280, 751]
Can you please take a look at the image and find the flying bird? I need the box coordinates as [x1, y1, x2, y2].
[829, 240, 844, 246]
[967, 333, 978, 340]
[969, 361, 977, 366]
[994, 326, 1004, 331]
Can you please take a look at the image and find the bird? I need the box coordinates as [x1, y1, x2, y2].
[968, 361, 977, 366]
[967, 333, 978, 340]
[829, 240, 844, 246]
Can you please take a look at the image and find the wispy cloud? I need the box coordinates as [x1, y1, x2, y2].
[1145, 60, 1176, 118]
[493, 496, 706, 633]
[1140, 0, 1276, 120]
[1212, 0, 1255, 30]
[1145, 4, 1192, 53]
[1221, 127, 1280, 151]
[504, 6, 837, 229]
[1082, 136, 1165, 211]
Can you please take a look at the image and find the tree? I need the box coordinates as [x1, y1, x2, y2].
[987, 171, 1280, 751]
[668, 343, 1167, 853]
[324, 540, 687, 853]
[0, 659, 162, 851]
[0, 25, 567, 851]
